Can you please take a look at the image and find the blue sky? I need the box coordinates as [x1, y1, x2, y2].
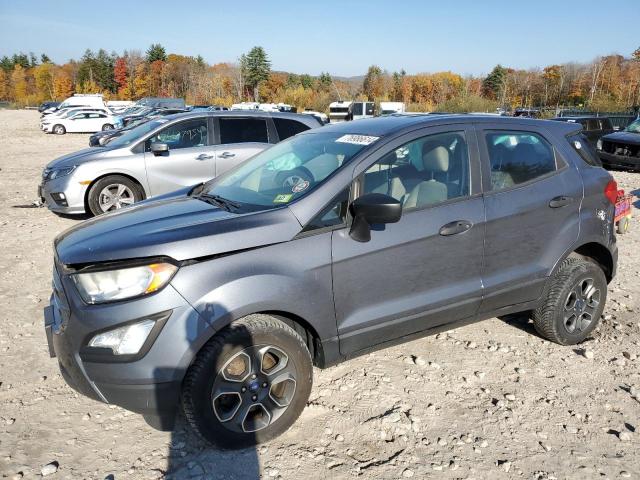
[0, 0, 638, 77]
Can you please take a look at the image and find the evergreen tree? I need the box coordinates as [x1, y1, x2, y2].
[482, 64, 507, 100]
[241, 46, 271, 101]
[41, 53, 51, 64]
[146, 44, 167, 63]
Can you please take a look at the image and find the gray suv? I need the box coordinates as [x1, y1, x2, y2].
[39, 111, 320, 216]
[44, 115, 618, 448]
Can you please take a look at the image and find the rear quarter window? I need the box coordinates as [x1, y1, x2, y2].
[273, 118, 310, 141]
[568, 133, 601, 167]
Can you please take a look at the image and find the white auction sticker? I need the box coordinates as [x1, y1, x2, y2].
[335, 134, 379, 145]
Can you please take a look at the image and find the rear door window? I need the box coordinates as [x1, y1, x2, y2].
[485, 131, 558, 190]
[273, 118, 310, 141]
[219, 118, 269, 144]
[586, 119, 599, 131]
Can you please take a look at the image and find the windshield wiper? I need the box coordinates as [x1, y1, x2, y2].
[196, 193, 242, 211]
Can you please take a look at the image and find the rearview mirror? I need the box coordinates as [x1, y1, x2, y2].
[349, 193, 402, 242]
[150, 142, 169, 156]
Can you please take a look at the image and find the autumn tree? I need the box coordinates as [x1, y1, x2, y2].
[114, 57, 128, 93]
[33, 62, 55, 100]
[363, 65, 384, 100]
[11, 64, 28, 104]
[53, 74, 73, 100]
[0, 69, 9, 100]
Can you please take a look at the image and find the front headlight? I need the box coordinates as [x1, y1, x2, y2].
[45, 166, 76, 181]
[596, 139, 603, 151]
[89, 319, 156, 354]
[73, 262, 178, 304]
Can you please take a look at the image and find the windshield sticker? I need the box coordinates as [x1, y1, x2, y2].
[273, 194, 293, 203]
[292, 180, 310, 193]
[335, 134, 379, 145]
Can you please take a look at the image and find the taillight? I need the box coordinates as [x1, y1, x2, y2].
[604, 179, 618, 205]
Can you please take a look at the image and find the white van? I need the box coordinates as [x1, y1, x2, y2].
[57, 94, 106, 110]
[379, 102, 406, 115]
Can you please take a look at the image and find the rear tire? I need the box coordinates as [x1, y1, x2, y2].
[182, 314, 313, 449]
[532, 258, 607, 345]
[102, 123, 114, 131]
[53, 124, 65, 135]
[86, 175, 144, 216]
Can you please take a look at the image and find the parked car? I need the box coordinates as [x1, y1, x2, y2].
[88, 117, 151, 147]
[41, 107, 113, 131]
[38, 101, 60, 113]
[42, 111, 116, 135]
[513, 107, 541, 118]
[44, 115, 617, 448]
[301, 109, 328, 124]
[551, 116, 614, 147]
[39, 111, 322, 215]
[597, 118, 640, 169]
[136, 97, 186, 109]
[120, 108, 189, 128]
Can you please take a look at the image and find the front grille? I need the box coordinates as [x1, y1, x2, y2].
[602, 141, 640, 158]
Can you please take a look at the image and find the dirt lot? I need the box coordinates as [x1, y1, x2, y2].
[0, 109, 639, 480]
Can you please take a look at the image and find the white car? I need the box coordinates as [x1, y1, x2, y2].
[43, 111, 117, 135]
[40, 107, 113, 131]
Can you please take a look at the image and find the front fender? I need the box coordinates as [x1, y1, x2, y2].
[169, 233, 336, 343]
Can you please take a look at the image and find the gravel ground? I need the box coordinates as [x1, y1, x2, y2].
[0, 109, 639, 480]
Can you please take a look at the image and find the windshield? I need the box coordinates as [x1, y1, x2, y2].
[199, 132, 377, 211]
[625, 120, 640, 133]
[107, 118, 169, 148]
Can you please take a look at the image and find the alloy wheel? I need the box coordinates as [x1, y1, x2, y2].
[211, 345, 297, 433]
[98, 183, 135, 212]
[563, 277, 600, 334]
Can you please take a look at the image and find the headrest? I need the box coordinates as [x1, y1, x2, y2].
[422, 145, 449, 172]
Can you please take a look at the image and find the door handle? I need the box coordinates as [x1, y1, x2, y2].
[439, 220, 473, 236]
[196, 153, 213, 160]
[549, 196, 574, 208]
[219, 151, 235, 159]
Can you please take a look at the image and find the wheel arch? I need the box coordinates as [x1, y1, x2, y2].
[83, 172, 148, 212]
[567, 242, 614, 283]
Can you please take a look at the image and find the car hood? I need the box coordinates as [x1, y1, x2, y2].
[46, 147, 119, 169]
[601, 131, 640, 146]
[54, 195, 303, 265]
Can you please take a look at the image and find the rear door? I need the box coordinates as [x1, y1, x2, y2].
[213, 117, 273, 176]
[331, 125, 485, 355]
[143, 117, 215, 195]
[476, 123, 583, 313]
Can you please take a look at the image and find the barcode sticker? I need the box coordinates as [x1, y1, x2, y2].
[335, 134, 379, 145]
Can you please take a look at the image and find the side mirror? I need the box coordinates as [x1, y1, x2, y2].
[349, 193, 402, 242]
[150, 142, 169, 156]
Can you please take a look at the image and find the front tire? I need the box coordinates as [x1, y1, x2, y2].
[53, 124, 66, 135]
[532, 258, 607, 345]
[182, 315, 313, 449]
[87, 175, 144, 216]
[102, 123, 114, 131]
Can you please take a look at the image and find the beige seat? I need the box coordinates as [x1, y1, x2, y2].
[404, 145, 449, 209]
[305, 153, 339, 182]
[371, 176, 407, 202]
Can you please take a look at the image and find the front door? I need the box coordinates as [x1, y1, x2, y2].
[332, 127, 485, 355]
[214, 117, 272, 176]
[144, 118, 215, 196]
[476, 124, 583, 312]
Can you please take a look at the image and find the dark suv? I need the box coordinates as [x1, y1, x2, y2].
[597, 118, 640, 169]
[45, 115, 618, 448]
